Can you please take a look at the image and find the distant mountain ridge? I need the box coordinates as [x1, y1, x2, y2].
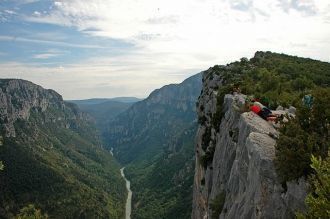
[105, 73, 202, 163]
[0, 79, 126, 218]
[68, 97, 142, 105]
[70, 97, 142, 134]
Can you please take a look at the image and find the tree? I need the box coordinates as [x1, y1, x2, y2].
[15, 204, 48, 219]
[296, 153, 330, 219]
[275, 88, 330, 183]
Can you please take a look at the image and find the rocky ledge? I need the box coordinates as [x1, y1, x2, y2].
[192, 71, 307, 219]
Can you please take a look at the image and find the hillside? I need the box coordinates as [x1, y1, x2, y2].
[103, 73, 202, 219]
[192, 52, 329, 218]
[0, 79, 126, 218]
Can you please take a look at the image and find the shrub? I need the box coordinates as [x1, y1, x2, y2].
[274, 120, 312, 182]
[275, 87, 330, 183]
[212, 85, 232, 131]
[0, 161, 4, 171]
[296, 153, 330, 219]
[202, 127, 212, 151]
[199, 146, 215, 169]
[14, 204, 48, 219]
[210, 191, 226, 219]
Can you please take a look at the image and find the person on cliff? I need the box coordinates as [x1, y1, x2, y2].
[250, 101, 277, 121]
[302, 94, 313, 108]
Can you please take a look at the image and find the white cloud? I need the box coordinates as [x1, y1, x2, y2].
[0, 56, 200, 99]
[23, 0, 330, 60]
[33, 49, 67, 59]
[2, 0, 329, 98]
[0, 35, 106, 49]
[33, 53, 57, 59]
[33, 11, 41, 16]
[4, 10, 16, 15]
[16, 0, 40, 5]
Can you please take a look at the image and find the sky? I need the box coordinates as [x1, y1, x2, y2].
[0, 0, 329, 99]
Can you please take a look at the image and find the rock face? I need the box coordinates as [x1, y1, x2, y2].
[192, 71, 308, 219]
[0, 79, 64, 137]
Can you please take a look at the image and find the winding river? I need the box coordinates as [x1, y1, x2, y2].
[120, 167, 132, 219]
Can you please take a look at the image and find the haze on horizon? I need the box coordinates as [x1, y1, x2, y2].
[0, 0, 329, 99]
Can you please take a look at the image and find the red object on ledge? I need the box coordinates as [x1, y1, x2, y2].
[251, 105, 261, 114]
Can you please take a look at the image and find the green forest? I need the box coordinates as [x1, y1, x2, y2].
[126, 126, 196, 219]
[0, 96, 126, 218]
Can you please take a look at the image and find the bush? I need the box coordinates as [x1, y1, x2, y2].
[274, 121, 312, 182]
[210, 192, 226, 219]
[296, 153, 330, 219]
[202, 127, 212, 151]
[199, 146, 215, 169]
[212, 85, 232, 131]
[14, 204, 48, 219]
[275, 88, 330, 183]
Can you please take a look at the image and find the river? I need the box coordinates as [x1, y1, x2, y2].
[120, 167, 132, 219]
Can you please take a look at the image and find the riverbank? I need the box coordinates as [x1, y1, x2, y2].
[120, 167, 132, 219]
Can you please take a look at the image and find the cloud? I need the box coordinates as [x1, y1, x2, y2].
[0, 55, 201, 99]
[0, 8, 18, 23]
[0, 35, 106, 49]
[33, 53, 58, 59]
[33, 11, 41, 16]
[278, 0, 318, 16]
[33, 49, 67, 59]
[146, 15, 179, 24]
[15, 0, 41, 5]
[23, 0, 330, 45]
[1, 0, 329, 99]
[230, 0, 253, 11]
[4, 10, 16, 15]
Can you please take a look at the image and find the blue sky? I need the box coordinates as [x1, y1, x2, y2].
[0, 1, 133, 66]
[0, 0, 329, 99]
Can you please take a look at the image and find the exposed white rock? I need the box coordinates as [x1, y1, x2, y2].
[192, 72, 307, 219]
[0, 79, 83, 137]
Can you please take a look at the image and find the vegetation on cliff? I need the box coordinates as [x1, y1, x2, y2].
[200, 51, 329, 185]
[196, 51, 329, 218]
[297, 153, 330, 219]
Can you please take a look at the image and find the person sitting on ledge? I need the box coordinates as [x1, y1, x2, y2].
[250, 100, 278, 121]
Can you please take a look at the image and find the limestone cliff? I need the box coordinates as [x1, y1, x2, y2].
[0, 79, 85, 137]
[192, 69, 308, 219]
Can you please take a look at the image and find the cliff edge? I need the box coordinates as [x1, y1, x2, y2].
[192, 70, 308, 219]
[0, 79, 64, 137]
